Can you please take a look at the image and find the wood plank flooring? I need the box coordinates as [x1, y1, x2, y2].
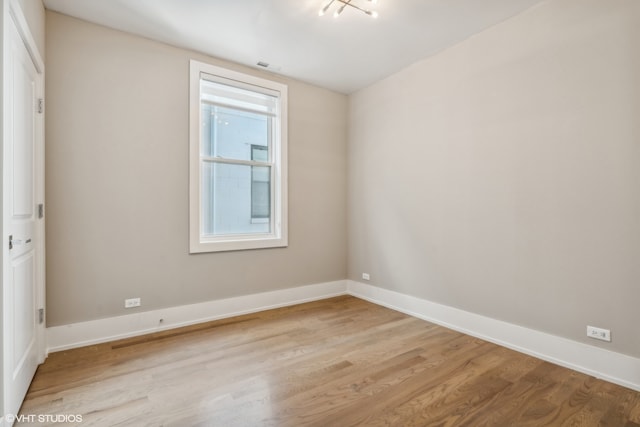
[18, 296, 640, 426]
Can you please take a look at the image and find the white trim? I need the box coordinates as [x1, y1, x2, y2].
[47, 280, 347, 352]
[346, 280, 640, 392]
[45, 278, 640, 392]
[8, 0, 44, 73]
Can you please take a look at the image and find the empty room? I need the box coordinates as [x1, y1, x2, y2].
[2, 0, 640, 425]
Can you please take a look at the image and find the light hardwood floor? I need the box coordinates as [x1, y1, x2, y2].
[18, 296, 640, 426]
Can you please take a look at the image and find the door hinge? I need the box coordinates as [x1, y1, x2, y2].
[37, 98, 44, 114]
[38, 203, 44, 219]
[38, 308, 44, 324]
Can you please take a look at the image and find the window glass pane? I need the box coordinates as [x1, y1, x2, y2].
[201, 105, 270, 161]
[251, 145, 268, 162]
[251, 165, 270, 219]
[202, 162, 270, 236]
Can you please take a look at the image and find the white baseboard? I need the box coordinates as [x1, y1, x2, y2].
[346, 280, 640, 392]
[46, 278, 640, 392]
[46, 280, 348, 352]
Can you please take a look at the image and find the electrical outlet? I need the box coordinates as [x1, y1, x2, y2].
[587, 325, 611, 342]
[362, 273, 370, 281]
[125, 297, 141, 309]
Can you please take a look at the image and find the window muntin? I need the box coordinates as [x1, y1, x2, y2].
[190, 61, 287, 253]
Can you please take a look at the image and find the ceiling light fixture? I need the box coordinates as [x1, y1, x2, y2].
[318, 0, 379, 18]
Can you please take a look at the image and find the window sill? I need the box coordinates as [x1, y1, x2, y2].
[189, 235, 287, 253]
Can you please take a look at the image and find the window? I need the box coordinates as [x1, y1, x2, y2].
[189, 61, 288, 253]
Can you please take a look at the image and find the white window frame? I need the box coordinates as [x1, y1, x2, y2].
[189, 60, 288, 253]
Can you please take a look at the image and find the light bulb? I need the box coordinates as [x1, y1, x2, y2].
[319, 0, 334, 17]
[365, 10, 379, 18]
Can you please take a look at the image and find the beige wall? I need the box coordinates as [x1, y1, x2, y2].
[348, 0, 640, 357]
[45, 12, 348, 326]
[18, 0, 45, 58]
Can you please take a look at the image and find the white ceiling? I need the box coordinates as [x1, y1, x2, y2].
[43, 0, 545, 94]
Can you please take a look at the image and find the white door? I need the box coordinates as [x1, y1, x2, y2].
[3, 7, 45, 422]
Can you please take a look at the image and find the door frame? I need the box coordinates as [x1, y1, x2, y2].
[1, 0, 46, 422]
